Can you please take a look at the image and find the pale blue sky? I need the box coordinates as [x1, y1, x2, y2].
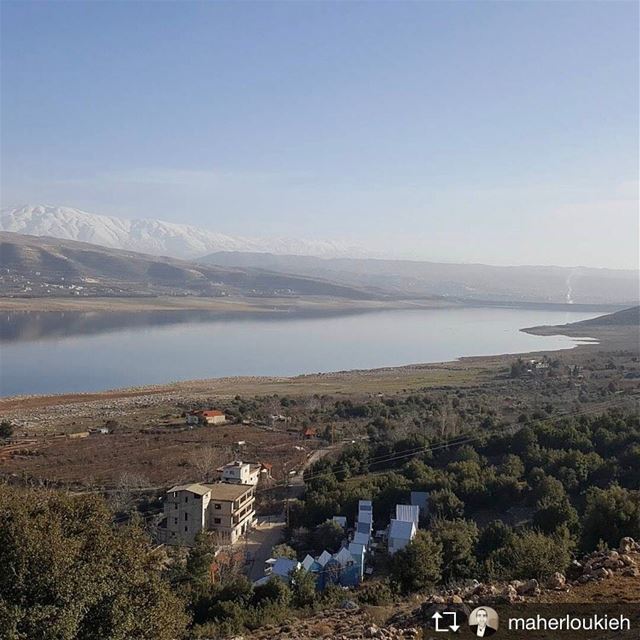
[1, 1, 638, 268]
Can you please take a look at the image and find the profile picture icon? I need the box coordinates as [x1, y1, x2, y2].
[468, 606, 499, 637]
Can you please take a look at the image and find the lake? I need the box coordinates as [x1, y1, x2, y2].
[0, 307, 601, 397]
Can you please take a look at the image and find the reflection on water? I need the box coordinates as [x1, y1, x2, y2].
[0, 307, 601, 397]
[0, 309, 317, 343]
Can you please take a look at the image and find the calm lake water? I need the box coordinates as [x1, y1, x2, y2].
[0, 307, 601, 397]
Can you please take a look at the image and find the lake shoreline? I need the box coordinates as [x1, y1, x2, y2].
[2, 305, 636, 407]
[0, 324, 614, 411]
[0, 294, 621, 315]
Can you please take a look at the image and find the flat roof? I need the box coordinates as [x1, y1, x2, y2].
[205, 483, 253, 501]
[167, 483, 211, 496]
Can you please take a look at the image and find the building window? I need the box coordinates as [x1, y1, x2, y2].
[184, 513, 188, 521]
[184, 497, 188, 503]
[184, 526, 188, 532]
[214, 503, 221, 510]
[174, 503, 177, 509]
[214, 517, 221, 524]
[174, 518, 177, 525]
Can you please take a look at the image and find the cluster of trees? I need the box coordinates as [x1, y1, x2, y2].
[292, 411, 640, 593]
[0, 484, 189, 640]
[170, 532, 371, 638]
[0, 485, 356, 640]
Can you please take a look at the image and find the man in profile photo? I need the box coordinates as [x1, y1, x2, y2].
[469, 607, 497, 637]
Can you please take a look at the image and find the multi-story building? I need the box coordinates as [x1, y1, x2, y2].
[158, 482, 256, 546]
[216, 460, 261, 485]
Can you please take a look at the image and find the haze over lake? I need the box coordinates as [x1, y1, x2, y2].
[0, 307, 602, 397]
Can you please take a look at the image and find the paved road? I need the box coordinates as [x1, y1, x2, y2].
[244, 446, 338, 581]
[245, 516, 286, 581]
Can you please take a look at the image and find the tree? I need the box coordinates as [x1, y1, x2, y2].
[430, 518, 479, 581]
[0, 484, 189, 640]
[0, 420, 13, 440]
[429, 488, 465, 520]
[532, 496, 579, 535]
[289, 567, 317, 608]
[487, 528, 572, 581]
[271, 543, 297, 560]
[186, 531, 218, 589]
[582, 485, 640, 551]
[390, 531, 443, 594]
[252, 577, 292, 607]
[476, 520, 512, 561]
[313, 519, 345, 553]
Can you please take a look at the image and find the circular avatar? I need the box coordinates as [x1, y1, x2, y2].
[468, 606, 499, 637]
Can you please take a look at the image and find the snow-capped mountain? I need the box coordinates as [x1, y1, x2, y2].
[0, 205, 368, 260]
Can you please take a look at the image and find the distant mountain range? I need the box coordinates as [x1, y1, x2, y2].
[200, 252, 640, 306]
[1, 204, 638, 306]
[0, 232, 375, 300]
[0, 205, 367, 260]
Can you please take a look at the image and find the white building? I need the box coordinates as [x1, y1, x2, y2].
[388, 519, 416, 555]
[217, 460, 261, 485]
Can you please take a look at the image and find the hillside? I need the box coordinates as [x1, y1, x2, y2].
[0, 232, 377, 300]
[567, 306, 640, 327]
[0, 205, 366, 260]
[202, 251, 640, 306]
[523, 306, 640, 345]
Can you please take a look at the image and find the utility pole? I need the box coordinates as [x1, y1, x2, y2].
[283, 462, 290, 528]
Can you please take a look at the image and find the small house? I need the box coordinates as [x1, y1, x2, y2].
[187, 410, 226, 426]
[388, 519, 416, 555]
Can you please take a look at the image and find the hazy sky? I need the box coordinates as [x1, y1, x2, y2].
[1, 1, 638, 269]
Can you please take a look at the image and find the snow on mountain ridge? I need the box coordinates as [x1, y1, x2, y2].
[0, 205, 367, 259]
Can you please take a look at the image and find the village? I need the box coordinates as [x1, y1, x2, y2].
[155, 407, 428, 594]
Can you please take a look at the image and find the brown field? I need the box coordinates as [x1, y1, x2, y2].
[0, 423, 310, 488]
[1, 320, 637, 493]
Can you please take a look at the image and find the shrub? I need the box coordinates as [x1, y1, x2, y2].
[355, 579, 395, 606]
[430, 518, 479, 581]
[581, 485, 640, 551]
[487, 528, 572, 580]
[429, 488, 465, 520]
[390, 531, 443, 594]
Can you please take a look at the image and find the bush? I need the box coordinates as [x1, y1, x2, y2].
[0, 420, 12, 440]
[253, 577, 292, 607]
[390, 531, 443, 594]
[581, 485, 640, 551]
[429, 488, 465, 520]
[476, 520, 512, 561]
[487, 528, 572, 580]
[355, 579, 395, 606]
[290, 567, 317, 608]
[430, 518, 479, 581]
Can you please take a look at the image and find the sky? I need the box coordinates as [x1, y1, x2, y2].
[1, 0, 638, 269]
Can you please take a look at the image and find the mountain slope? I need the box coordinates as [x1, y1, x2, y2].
[200, 251, 640, 305]
[0, 232, 376, 300]
[0, 205, 366, 260]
